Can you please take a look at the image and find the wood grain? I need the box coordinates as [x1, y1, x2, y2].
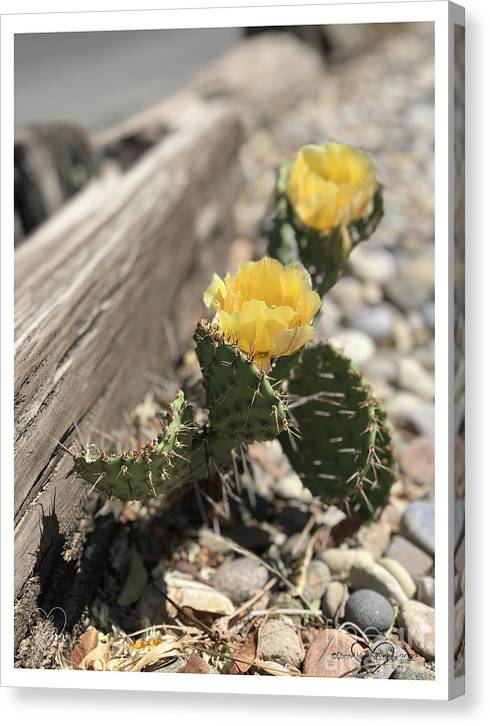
[14, 105, 243, 610]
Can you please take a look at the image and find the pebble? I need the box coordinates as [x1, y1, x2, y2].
[401, 499, 435, 556]
[212, 557, 269, 606]
[384, 392, 423, 430]
[281, 532, 309, 564]
[385, 535, 433, 579]
[329, 276, 364, 316]
[303, 629, 363, 678]
[320, 548, 374, 576]
[380, 497, 408, 532]
[257, 617, 305, 668]
[363, 355, 398, 384]
[317, 298, 341, 338]
[384, 253, 434, 309]
[415, 576, 435, 607]
[398, 600, 435, 659]
[397, 436, 435, 487]
[349, 243, 396, 284]
[330, 329, 375, 366]
[351, 304, 395, 341]
[409, 402, 436, 438]
[344, 589, 394, 634]
[321, 581, 348, 621]
[362, 638, 409, 679]
[359, 522, 392, 558]
[390, 663, 435, 680]
[398, 357, 435, 400]
[303, 559, 331, 601]
[349, 562, 408, 606]
[378, 557, 417, 599]
[273, 472, 307, 501]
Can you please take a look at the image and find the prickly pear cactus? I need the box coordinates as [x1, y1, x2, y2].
[266, 162, 384, 297]
[279, 341, 395, 516]
[194, 320, 288, 448]
[73, 391, 197, 501]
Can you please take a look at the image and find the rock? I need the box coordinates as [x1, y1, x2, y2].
[409, 402, 435, 437]
[454, 597, 465, 655]
[363, 355, 398, 385]
[303, 559, 331, 601]
[398, 357, 435, 399]
[392, 315, 414, 353]
[416, 576, 435, 607]
[362, 638, 409, 679]
[398, 601, 435, 659]
[349, 243, 396, 284]
[303, 629, 363, 678]
[380, 498, 408, 532]
[385, 535, 433, 579]
[454, 497, 465, 549]
[391, 663, 435, 680]
[273, 472, 306, 500]
[384, 253, 434, 309]
[384, 392, 423, 430]
[281, 532, 309, 565]
[211, 557, 269, 606]
[359, 522, 392, 558]
[322, 581, 348, 621]
[165, 575, 235, 617]
[344, 589, 394, 634]
[350, 304, 395, 341]
[330, 330, 375, 367]
[320, 548, 374, 576]
[317, 298, 341, 338]
[269, 592, 303, 625]
[378, 557, 417, 599]
[349, 562, 408, 606]
[397, 436, 435, 487]
[257, 617, 305, 668]
[401, 500, 435, 555]
[329, 276, 364, 316]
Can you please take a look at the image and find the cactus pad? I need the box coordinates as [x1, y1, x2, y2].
[280, 341, 395, 516]
[73, 390, 197, 501]
[267, 162, 384, 296]
[194, 320, 288, 448]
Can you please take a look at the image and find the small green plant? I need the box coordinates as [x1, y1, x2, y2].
[73, 142, 395, 518]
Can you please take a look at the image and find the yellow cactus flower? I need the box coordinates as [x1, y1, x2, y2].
[203, 257, 321, 370]
[286, 142, 377, 234]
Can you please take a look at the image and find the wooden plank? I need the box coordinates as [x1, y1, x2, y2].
[14, 105, 243, 610]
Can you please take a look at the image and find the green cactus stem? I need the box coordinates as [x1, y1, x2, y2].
[72, 390, 199, 501]
[266, 161, 384, 297]
[278, 341, 395, 517]
[194, 320, 288, 449]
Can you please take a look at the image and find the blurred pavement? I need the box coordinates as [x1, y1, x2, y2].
[14, 28, 241, 132]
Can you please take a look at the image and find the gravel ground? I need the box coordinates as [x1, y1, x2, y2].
[18, 24, 462, 680]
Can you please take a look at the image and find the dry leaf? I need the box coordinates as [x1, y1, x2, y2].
[129, 638, 183, 672]
[177, 652, 209, 673]
[229, 635, 256, 674]
[70, 627, 100, 666]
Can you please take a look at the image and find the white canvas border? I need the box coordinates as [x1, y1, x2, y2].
[0, 0, 462, 700]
